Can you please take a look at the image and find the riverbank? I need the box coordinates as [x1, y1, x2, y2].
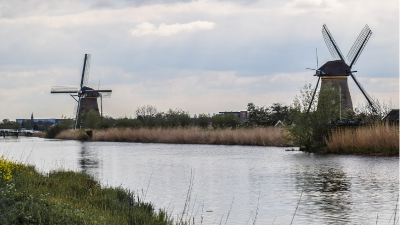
[56, 127, 292, 147]
[0, 156, 172, 224]
[324, 124, 399, 155]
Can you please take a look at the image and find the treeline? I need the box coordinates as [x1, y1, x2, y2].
[79, 105, 242, 130]
[79, 103, 298, 130]
[0, 119, 21, 130]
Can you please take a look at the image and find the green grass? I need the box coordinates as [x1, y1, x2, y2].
[0, 158, 172, 225]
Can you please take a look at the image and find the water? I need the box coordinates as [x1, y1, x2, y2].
[0, 137, 398, 224]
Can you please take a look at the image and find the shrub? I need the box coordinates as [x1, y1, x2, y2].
[198, 114, 209, 128]
[46, 123, 69, 138]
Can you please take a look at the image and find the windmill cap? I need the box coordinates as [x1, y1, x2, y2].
[81, 86, 100, 97]
[318, 60, 351, 76]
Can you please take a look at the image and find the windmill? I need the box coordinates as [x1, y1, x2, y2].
[306, 24, 378, 115]
[50, 54, 112, 129]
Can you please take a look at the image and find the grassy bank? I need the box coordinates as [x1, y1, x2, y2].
[0, 156, 172, 224]
[324, 124, 399, 155]
[56, 127, 292, 147]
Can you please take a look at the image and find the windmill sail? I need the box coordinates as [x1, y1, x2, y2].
[349, 73, 378, 112]
[307, 76, 321, 114]
[80, 54, 91, 88]
[51, 86, 79, 93]
[99, 91, 112, 98]
[347, 25, 372, 68]
[322, 24, 345, 61]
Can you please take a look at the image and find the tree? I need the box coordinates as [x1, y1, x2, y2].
[246, 102, 292, 126]
[288, 83, 340, 151]
[198, 114, 209, 128]
[83, 110, 101, 129]
[246, 103, 270, 126]
[211, 113, 240, 129]
[0, 119, 21, 130]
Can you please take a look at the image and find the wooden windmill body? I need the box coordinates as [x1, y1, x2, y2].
[307, 24, 377, 114]
[318, 60, 353, 110]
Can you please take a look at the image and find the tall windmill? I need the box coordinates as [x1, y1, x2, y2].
[307, 24, 378, 114]
[50, 54, 112, 129]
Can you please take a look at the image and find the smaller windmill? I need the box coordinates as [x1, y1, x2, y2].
[307, 24, 378, 114]
[51, 54, 112, 129]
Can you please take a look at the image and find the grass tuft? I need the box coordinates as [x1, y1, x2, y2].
[0, 156, 173, 224]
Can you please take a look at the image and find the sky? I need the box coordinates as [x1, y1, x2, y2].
[0, 0, 398, 120]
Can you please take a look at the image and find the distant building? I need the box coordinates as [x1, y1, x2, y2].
[382, 109, 399, 125]
[218, 111, 248, 121]
[16, 118, 61, 124]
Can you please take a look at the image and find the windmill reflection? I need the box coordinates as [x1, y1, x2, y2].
[295, 166, 352, 223]
[79, 145, 101, 178]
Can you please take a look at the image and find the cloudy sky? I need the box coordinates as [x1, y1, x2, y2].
[0, 0, 398, 120]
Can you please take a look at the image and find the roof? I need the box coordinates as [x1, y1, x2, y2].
[82, 86, 100, 97]
[318, 60, 351, 76]
[382, 109, 399, 121]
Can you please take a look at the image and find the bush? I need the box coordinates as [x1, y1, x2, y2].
[212, 114, 240, 129]
[115, 118, 142, 129]
[46, 123, 69, 138]
[198, 114, 209, 128]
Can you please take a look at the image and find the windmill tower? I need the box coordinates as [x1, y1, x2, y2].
[307, 24, 377, 114]
[50, 54, 112, 129]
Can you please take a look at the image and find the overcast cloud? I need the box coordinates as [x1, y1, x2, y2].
[0, 0, 398, 120]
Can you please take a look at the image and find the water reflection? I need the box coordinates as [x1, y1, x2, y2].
[293, 163, 352, 224]
[79, 144, 101, 178]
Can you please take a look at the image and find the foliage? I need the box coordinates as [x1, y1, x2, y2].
[97, 116, 115, 129]
[354, 99, 394, 124]
[45, 123, 70, 138]
[83, 110, 101, 130]
[211, 113, 240, 129]
[0, 119, 21, 130]
[0, 158, 172, 225]
[135, 106, 192, 128]
[197, 114, 210, 128]
[115, 117, 142, 129]
[288, 83, 340, 151]
[246, 102, 291, 126]
[0, 156, 26, 183]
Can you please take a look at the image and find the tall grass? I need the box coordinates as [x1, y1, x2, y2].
[325, 124, 399, 155]
[0, 157, 173, 224]
[56, 127, 292, 147]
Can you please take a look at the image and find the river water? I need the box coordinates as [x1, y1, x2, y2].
[0, 137, 398, 224]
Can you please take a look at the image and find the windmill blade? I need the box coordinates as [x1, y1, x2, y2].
[349, 73, 378, 113]
[322, 24, 345, 61]
[307, 76, 321, 114]
[51, 86, 79, 93]
[347, 25, 372, 68]
[74, 96, 82, 129]
[99, 91, 112, 98]
[80, 54, 91, 88]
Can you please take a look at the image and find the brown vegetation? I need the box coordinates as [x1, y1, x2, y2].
[325, 124, 399, 155]
[56, 127, 292, 147]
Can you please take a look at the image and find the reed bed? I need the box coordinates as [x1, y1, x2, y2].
[56, 127, 292, 147]
[325, 124, 399, 155]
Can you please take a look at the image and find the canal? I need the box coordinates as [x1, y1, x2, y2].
[0, 137, 398, 224]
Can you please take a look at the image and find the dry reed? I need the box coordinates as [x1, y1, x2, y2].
[56, 127, 292, 147]
[325, 123, 399, 155]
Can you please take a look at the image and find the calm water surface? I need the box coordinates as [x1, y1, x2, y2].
[0, 137, 398, 224]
